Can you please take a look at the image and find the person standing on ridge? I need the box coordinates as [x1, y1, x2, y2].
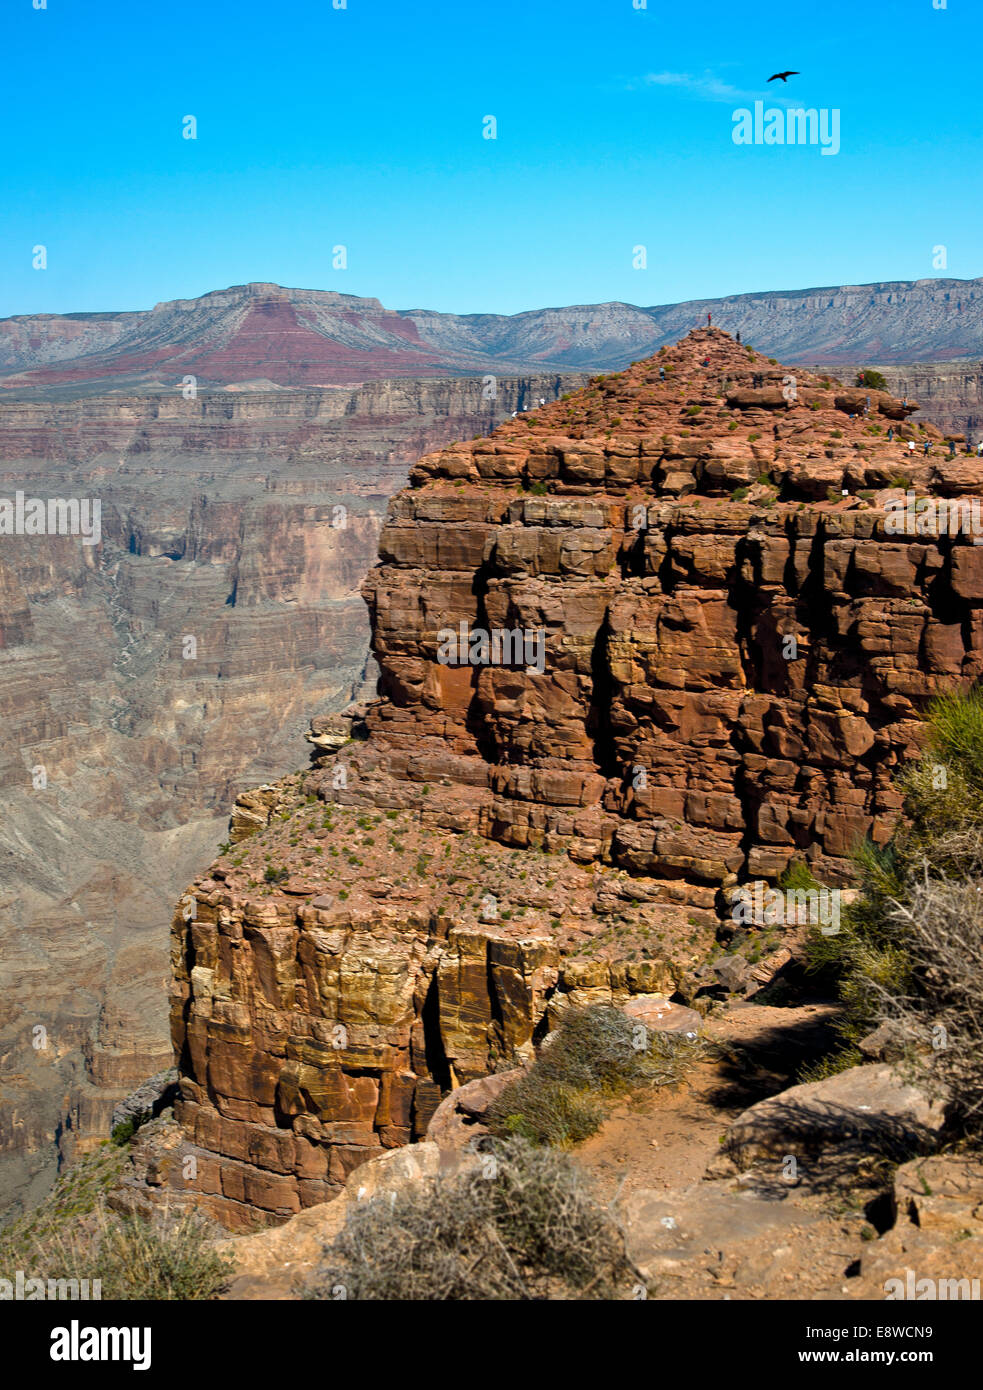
[736, 331, 741, 344]
[707, 312, 712, 326]
[924, 440, 931, 456]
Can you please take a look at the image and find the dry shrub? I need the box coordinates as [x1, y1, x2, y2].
[305, 1137, 638, 1301]
[876, 869, 983, 1137]
[805, 686, 983, 1107]
[11, 1202, 233, 1301]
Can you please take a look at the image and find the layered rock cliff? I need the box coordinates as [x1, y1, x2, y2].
[0, 372, 578, 1219]
[854, 362, 983, 444]
[168, 329, 983, 1228]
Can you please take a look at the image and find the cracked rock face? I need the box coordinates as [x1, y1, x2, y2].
[169, 329, 983, 1226]
[355, 327, 982, 887]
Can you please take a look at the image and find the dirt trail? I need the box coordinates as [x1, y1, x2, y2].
[577, 1000, 884, 1299]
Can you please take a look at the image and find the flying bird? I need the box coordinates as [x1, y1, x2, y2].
[767, 70, 800, 83]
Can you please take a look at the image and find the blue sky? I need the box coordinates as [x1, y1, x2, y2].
[2, 0, 978, 318]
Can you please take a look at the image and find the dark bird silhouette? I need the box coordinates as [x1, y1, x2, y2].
[767, 70, 800, 83]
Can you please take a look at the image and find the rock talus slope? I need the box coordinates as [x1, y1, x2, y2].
[167, 329, 983, 1228]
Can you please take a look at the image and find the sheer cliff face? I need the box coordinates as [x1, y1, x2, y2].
[0, 373, 577, 1219]
[858, 364, 983, 443]
[169, 330, 983, 1229]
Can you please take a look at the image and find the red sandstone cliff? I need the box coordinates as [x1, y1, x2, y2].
[0, 372, 573, 1219]
[166, 329, 983, 1227]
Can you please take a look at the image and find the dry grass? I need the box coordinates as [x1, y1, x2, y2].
[1, 1162, 233, 1302]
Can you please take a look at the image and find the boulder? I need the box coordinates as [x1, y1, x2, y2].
[426, 1071, 523, 1151]
[712, 955, 752, 994]
[858, 1018, 907, 1062]
[846, 1154, 983, 1301]
[111, 1068, 179, 1134]
[725, 1063, 948, 1168]
[346, 1140, 442, 1203]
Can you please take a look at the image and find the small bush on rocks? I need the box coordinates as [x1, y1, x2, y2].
[487, 1004, 703, 1147]
[305, 1137, 638, 1301]
[807, 687, 983, 1137]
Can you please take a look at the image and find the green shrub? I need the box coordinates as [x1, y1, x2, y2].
[804, 686, 983, 1131]
[495, 1081, 603, 1147]
[487, 1004, 702, 1147]
[855, 368, 888, 392]
[779, 859, 821, 894]
[111, 1112, 151, 1146]
[923, 686, 983, 795]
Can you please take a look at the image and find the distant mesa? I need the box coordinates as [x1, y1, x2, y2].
[2, 276, 983, 395]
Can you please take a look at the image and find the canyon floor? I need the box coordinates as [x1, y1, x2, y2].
[0, 371, 577, 1218]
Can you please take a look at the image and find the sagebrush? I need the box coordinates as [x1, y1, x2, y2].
[305, 1137, 638, 1301]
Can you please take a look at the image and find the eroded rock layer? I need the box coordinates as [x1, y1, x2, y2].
[170, 329, 983, 1226]
[0, 373, 575, 1219]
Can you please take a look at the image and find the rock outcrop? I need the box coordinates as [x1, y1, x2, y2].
[0, 372, 575, 1219]
[167, 329, 983, 1228]
[848, 361, 983, 445]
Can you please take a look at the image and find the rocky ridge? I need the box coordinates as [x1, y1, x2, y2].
[166, 329, 983, 1228]
[4, 277, 983, 394]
